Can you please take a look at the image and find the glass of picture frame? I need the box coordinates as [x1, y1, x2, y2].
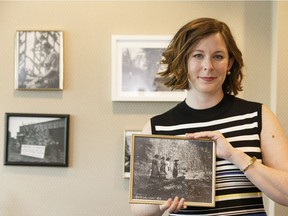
[111, 35, 186, 102]
[130, 134, 216, 207]
[4, 113, 69, 167]
[14, 30, 64, 91]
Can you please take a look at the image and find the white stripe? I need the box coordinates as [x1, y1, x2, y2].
[216, 192, 263, 201]
[155, 112, 258, 131]
[219, 122, 258, 133]
[216, 160, 231, 166]
[217, 164, 238, 171]
[237, 147, 261, 152]
[227, 134, 260, 142]
[217, 182, 254, 187]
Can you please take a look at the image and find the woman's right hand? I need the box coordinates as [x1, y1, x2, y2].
[131, 197, 186, 216]
[160, 197, 186, 214]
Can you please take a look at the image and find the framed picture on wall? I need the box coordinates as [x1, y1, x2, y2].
[4, 113, 69, 167]
[14, 30, 64, 90]
[111, 35, 186, 102]
[123, 130, 141, 178]
[130, 134, 216, 207]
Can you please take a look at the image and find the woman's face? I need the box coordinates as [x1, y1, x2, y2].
[187, 33, 233, 95]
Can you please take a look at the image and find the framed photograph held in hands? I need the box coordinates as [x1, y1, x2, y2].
[130, 134, 216, 207]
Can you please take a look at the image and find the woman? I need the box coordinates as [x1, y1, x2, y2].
[172, 160, 179, 179]
[150, 154, 160, 180]
[130, 17, 288, 216]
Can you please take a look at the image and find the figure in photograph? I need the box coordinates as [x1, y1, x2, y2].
[159, 157, 167, 179]
[165, 157, 171, 175]
[172, 160, 180, 179]
[25, 41, 60, 89]
[131, 17, 288, 215]
[150, 154, 160, 180]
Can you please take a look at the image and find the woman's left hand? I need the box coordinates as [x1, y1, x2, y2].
[186, 131, 236, 161]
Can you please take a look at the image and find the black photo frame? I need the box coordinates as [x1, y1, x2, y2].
[4, 113, 69, 167]
[130, 134, 216, 207]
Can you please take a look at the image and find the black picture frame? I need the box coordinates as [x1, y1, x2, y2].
[130, 134, 216, 207]
[4, 113, 69, 167]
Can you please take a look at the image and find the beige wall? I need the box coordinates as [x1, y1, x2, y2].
[0, 1, 286, 216]
[274, 1, 288, 215]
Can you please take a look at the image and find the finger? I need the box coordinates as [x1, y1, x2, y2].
[186, 132, 209, 139]
[175, 198, 186, 211]
[186, 133, 198, 139]
[168, 196, 179, 213]
[159, 198, 173, 212]
[191, 131, 219, 140]
[186, 133, 194, 138]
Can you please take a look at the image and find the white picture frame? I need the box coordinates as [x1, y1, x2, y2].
[111, 35, 186, 102]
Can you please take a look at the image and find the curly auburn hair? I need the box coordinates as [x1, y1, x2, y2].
[160, 17, 244, 95]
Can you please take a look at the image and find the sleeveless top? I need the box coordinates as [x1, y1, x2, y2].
[150, 94, 267, 216]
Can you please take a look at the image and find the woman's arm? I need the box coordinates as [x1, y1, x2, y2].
[130, 203, 165, 216]
[188, 105, 288, 206]
[244, 105, 288, 205]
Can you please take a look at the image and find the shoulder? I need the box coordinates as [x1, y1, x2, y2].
[231, 95, 262, 107]
[261, 104, 281, 130]
[151, 101, 186, 122]
[148, 101, 185, 135]
[261, 104, 288, 169]
[142, 120, 152, 134]
[227, 96, 262, 118]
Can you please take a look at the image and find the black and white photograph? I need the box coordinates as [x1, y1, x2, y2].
[123, 130, 141, 178]
[4, 113, 69, 167]
[130, 134, 216, 207]
[121, 47, 166, 92]
[111, 35, 186, 102]
[15, 30, 63, 90]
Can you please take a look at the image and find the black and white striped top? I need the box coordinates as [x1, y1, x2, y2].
[150, 94, 266, 216]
